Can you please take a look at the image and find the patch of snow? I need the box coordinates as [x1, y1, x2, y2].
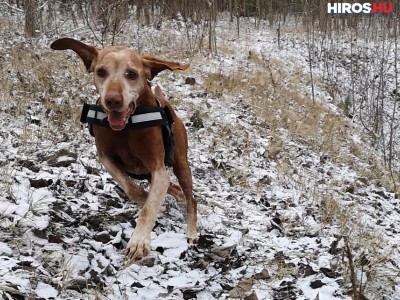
[0, 243, 12, 256]
[35, 282, 58, 299]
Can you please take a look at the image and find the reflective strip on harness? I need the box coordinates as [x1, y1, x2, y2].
[87, 109, 106, 120]
[130, 112, 163, 123]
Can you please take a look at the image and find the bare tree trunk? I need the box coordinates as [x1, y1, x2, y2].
[136, 0, 142, 20]
[305, 11, 316, 104]
[235, 0, 240, 37]
[229, 0, 234, 22]
[208, 0, 217, 54]
[24, 0, 38, 38]
[143, 1, 150, 25]
[388, 15, 398, 190]
[319, 0, 327, 32]
[268, 0, 273, 27]
[255, 0, 260, 29]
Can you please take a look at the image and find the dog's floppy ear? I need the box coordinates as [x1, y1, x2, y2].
[51, 38, 98, 72]
[142, 56, 190, 80]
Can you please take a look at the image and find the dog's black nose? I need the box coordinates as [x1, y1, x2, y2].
[105, 91, 123, 110]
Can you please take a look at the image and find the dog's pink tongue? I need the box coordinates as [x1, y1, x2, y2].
[108, 111, 126, 130]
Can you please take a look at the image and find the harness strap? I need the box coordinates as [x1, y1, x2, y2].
[80, 103, 175, 168]
[81, 104, 170, 129]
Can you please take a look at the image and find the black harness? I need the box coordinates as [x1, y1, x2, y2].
[80, 101, 175, 170]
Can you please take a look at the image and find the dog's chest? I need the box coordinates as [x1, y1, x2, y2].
[93, 124, 165, 176]
[117, 153, 149, 175]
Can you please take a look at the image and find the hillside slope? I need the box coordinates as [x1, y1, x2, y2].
[0, 17, 399, 300]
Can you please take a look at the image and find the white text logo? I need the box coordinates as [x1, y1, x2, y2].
[327, 2, 393, 14]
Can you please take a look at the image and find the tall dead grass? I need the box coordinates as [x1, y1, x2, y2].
[0, 42, 92, 148]
[318, 194, 398, 297]
[202, 52, 399, 194]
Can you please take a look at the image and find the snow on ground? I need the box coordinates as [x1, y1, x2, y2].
[0, 14, 400, 300]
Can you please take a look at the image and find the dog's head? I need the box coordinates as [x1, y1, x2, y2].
[51, 38, 189, 130]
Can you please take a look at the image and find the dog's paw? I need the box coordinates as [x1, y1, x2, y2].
[187, 234, 199, 245]
[187, 225, 198, 245]
[126, 235, 150, 260]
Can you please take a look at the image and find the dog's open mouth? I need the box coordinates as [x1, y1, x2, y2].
[106, 105, 134, 130]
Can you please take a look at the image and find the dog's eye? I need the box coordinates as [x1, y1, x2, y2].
[96, 68, 106, 78]
[126, 70, 138, 80]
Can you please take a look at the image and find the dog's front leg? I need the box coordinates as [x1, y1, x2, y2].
[126, 167, 170, 259]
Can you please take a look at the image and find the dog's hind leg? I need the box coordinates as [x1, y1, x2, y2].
[173, 158, 198, 244]
[167, 183, 186, 204]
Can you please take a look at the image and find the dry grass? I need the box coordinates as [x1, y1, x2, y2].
[202, 57, 345, 152]
[0, 42, 93, 154]
[201, 50, 400, 194]
[318, 193, 398, 297]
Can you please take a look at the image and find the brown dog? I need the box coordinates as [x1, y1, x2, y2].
[51, 38, 198, 260]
